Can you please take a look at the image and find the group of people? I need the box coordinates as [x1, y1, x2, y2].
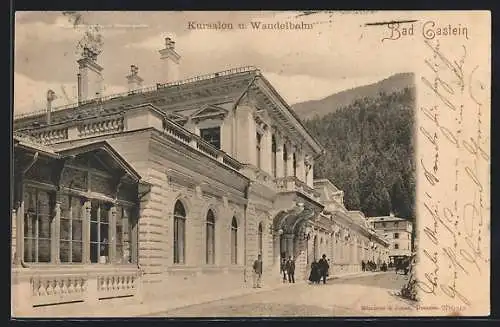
[280, 255, 296, 283]
[308, 254, 330, 284]
[361, 260, 388, 272]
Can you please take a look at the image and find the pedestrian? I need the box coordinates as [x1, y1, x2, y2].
[361, 260, 365, 272]
[252, 254, 263, 288]
[308, 260, 317, 284]
[286, 256, 295, 283]
[318, 254, 330, 284]
[280, 256, 288, 283]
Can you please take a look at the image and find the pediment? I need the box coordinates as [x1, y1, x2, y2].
[190, 105, 228, 121]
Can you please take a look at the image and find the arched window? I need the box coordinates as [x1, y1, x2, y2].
[206, 209, 215, 264]
[231, 217, 238, 264]
[173, 200, 186, 264]
[258, 223, 263, 256]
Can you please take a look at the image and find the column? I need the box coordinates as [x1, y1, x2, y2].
[109, 206, 117, 263]
[261, 127, 272, 174]
[51, 202, 61, 263]
[82, 201, 91, 264]
[14, 201, 24, 265]
[275, 138, 284, 178]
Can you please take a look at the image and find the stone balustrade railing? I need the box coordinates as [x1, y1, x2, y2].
[31, 275, 88, 306]
[97, 272, 138, 299]
[162, 119, 242, 171]
[30, 127, 69, 144]
[17, 267, 141, 308]
[275, 176, 320, 202]
[78, 115, 124, 137]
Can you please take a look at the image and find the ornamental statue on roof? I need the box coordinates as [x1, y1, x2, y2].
[76, 24, 103, 60]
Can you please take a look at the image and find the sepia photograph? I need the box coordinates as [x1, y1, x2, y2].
[11, 11, 490, 318]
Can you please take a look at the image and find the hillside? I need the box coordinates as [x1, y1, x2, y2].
[291, 73, 415, 120]
[304, 86, 416, 220]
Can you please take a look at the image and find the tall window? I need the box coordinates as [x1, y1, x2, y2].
[293, 153, 297, 177]
[231, 217, 238, 264]
[23, 187, 53, 263]
[256, 132, 262, 168]
[271, 136, 277, 177]
[283, 145, 288, 176]
[394, 243, 399, 249]
[173, 200, 186, 264]
[60, 195, 83, 263]
[258, 223, 263, 255]
[206, 209, 215, 265]
[200, 127, 221, 149]
[394, 233, 399, 239]
[90, 200, 110, 263]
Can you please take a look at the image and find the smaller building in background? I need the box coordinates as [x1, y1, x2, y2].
[367, 214, 413, 259]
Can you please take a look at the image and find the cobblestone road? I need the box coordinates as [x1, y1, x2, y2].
[149, 272, 411, 317]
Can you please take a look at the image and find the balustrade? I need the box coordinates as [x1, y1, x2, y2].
[275, 176, 320, 201]
[78, 116, 124, 137]
[97, 273, 138, 299]
[31, 276, 87, 306]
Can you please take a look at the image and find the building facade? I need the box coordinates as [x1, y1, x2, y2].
[367, 215, 414, 258]
[11, 37, 390, 317]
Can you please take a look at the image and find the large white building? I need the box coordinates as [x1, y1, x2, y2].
[367, 214, 413, 258]
[11, 37, 390, 317]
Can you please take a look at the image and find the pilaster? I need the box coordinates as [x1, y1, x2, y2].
[296, 150, 306, 183]
[235, 105, 257, 165]
[261, 127, 272, 174]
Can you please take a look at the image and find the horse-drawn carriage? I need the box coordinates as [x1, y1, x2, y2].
[391, 255, 411, 275]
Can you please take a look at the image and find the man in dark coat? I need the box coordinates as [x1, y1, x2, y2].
[252, 254, 263, 288]
[318, 254, 330, 284]
[286, 256, 295, 283]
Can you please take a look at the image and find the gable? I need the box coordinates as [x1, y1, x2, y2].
[190, 105, 228, 121]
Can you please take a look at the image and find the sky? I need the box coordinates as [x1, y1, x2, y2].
[14, 11, 419, 115]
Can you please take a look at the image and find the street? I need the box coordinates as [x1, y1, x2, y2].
[148, 272, 413, 317]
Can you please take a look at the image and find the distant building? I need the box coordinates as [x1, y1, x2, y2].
[367, 214, 413, 258]
[12, 37, 390, 317]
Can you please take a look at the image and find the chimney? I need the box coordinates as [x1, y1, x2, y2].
[77, 47, 103, 103]
[158, 37, 181, 83]
[46, 89, 56, 124]
[126, 65, 144, 92]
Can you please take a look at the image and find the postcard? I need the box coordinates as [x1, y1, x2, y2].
[11, 10, 490, 318]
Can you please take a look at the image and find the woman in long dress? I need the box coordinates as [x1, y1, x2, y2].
[309, 260, 320, 284]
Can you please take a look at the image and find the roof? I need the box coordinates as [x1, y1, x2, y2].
[14, 66, 324, 157]
[56, 141, 142, 182]
[14, 134, 142, 182]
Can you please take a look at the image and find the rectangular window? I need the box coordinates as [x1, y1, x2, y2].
[394, 233, 399, 239]
[394, 243, 399, 249]
[90, 201, 110, 264]
[200, 127, 221, 149]
[256, 132, 262, 168]
[60, 195, 83, 263]
[23, 187, 53, 263]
